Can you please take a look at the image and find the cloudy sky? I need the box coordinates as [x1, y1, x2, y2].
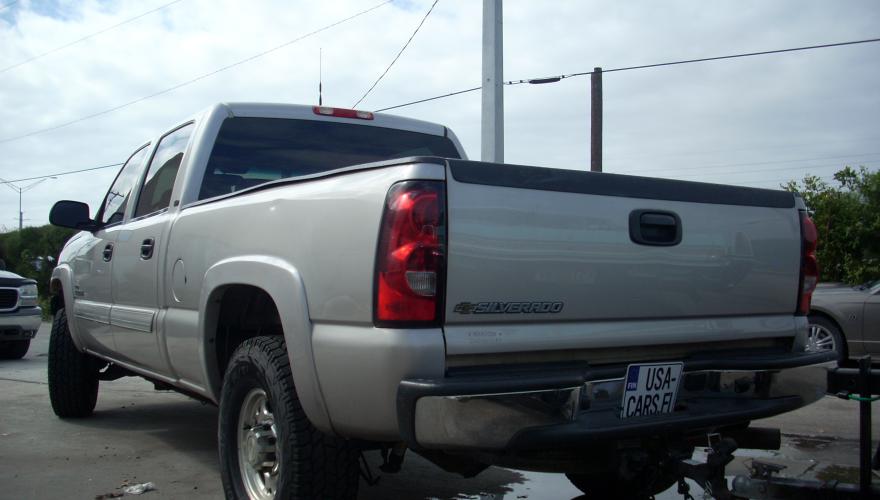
[0, 0, 878, 229]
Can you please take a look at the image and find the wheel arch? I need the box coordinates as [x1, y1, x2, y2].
[199, 255, 333, 433]
[49, 264, 86, 351]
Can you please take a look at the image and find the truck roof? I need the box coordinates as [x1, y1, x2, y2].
[210, 102, 448, 137]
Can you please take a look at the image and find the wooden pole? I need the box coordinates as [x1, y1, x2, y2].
[590, 67, 603, 172]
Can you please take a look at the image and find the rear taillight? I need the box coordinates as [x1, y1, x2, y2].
[374, 181, 446, 327]
[797, 212, 819, 315]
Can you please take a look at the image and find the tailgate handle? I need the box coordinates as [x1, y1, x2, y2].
[629, 210, 682, 246]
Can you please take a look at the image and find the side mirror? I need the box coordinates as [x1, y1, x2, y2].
[49, 200, 97, 231]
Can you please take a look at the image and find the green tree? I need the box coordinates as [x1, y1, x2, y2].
[0, 225, 77, 313]
[784, 166, 880, 284]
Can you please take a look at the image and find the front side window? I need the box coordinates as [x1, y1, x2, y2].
[100, 145, 151, 225]
[134, 124, 193, 218]
[198, 117, 461, 200]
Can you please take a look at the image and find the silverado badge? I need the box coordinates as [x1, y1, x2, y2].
[453, 301, 564, 314]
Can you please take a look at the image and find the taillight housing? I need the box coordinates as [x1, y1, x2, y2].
[374, 181, 446, 327]
[797, 211, 819, 315]
[312, 106, 374, 120]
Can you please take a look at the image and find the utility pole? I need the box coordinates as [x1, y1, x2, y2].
[481, 0, 503, 163]
[590, 67, 603, 172]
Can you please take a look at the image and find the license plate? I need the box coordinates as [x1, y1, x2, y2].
[620, 362, 683, 419]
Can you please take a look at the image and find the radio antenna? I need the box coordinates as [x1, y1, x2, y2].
[318, 48, 323, 106]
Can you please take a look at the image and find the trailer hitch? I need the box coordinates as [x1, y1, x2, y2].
[676, 436, 739, 500]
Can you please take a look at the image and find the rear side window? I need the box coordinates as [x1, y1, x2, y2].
[198, 117, 461, 200]
[134, 124, 193, 218]
[100, 145, 151, 225]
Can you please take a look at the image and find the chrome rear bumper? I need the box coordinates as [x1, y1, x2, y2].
[398, 351, 835, 451]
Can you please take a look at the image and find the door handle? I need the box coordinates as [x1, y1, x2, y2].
[629, 210, 682, 246]
[140, 238, 155, 260]
[102, 243, 114, 262]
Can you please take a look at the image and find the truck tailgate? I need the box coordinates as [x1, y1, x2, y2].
[443, 160, 802, 357]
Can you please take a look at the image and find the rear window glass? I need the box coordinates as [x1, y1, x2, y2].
[199, 117, 461, 200]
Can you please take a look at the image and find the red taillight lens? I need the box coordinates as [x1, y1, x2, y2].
[797, 212, 819, 315]
[374, 181, 446, 326]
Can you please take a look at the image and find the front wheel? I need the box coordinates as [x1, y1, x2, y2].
[218, 336, 359, 500]
[48, 308, 99, 418]
[0, 339, 30, 359]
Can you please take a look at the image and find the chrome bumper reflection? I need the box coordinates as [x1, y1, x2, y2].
[412, 362, 834, 450]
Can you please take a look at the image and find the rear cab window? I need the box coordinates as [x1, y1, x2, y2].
[134, 124, 193, 218]
[198, 117, 461, 200]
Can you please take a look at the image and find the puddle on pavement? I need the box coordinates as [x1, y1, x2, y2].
[363, 436, 861, 499]
[815, 464, 860, 483]
[698, 447, 781, 460]
[438, 471, 581, 499]
[443, 471, 711, 499]
[788, 435, 835, 451]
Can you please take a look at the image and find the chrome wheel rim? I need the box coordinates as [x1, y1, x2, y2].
[806, 323, 837, 353]
[237, 388, 279, 500]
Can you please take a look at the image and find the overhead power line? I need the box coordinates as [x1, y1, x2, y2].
[0, 0, 392, 146]
[5, 36, 880, 181]
[375, 86, 481, 112]
[352, 0, 440, 108]
[8, 153, 877, 188]
[375, 36, 880, 112]
[1, 0, 185, 74]
[615, 152, 880, 175]
[0, 163, 122, 185]
[725, 175, 839, 188]
[622, 160, 880, 181]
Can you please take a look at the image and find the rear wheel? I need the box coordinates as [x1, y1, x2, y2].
[0, 339, 30, 359]
[219, 336, 359, 500]
[48, 308, 99, 418]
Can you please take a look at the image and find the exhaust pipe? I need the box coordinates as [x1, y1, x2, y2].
[686, 426, 781, 451]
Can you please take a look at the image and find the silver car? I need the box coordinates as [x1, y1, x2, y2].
[808, 280, 880, 362]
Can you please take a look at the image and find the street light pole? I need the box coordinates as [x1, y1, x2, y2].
[0, 177, 52, 231]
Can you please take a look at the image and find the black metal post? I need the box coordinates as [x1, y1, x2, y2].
[859, 355, 872, 498]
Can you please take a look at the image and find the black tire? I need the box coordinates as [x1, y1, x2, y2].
[219, 336, 359, 500]
[566, 470, 677, 499]
[807, 314, 846, 364]
[48, 308, 99, 418]
[0, 339, 30, 359]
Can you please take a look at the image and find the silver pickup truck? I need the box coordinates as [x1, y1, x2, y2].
[48, 103, 833, 499]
